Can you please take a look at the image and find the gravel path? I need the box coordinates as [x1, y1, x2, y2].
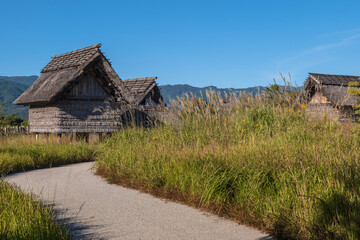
[6, 162, 272, 240]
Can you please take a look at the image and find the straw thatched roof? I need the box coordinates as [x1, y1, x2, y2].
[14, 44, 128, 105]
[123, 77, 164, 105]
[295, 73, 360, 107]
[308, 73, 360, 86]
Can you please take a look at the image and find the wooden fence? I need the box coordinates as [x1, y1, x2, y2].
[0, 126, 30, 136]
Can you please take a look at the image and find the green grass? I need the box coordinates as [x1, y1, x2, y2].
[0, 135, 95, 174]
[0, 180, 71, 239]
[94, 91, 360, 240]
[0, 135, 95, 239]
[2, 89, 359, 239]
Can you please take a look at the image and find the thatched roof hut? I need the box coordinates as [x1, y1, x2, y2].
[14, 43, 128, 106]
[14, 44, 164, 135]
[295, 73, 360, 120]
[123, 77, 164, 107]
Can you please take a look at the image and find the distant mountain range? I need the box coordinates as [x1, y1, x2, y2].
[159, 84, 267, 103]
[0, 75, 301, 119]
[0, 75, 38, 86]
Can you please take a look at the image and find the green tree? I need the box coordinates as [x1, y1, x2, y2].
[2, 114, 23, 126]
[0, 103, 24, 126]
[21, 119, 29, 127]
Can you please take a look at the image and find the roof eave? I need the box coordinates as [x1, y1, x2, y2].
[13, 100, 50, 106]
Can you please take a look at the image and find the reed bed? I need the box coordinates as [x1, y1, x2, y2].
[95, 89, 360, 240]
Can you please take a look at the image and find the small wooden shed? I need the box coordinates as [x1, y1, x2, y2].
[14, 44, 132, 136]
[295, 73, 359, 121]
[123, 77, 164, 107]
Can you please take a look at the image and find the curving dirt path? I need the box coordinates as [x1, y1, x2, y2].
[6, 162, 272, 240]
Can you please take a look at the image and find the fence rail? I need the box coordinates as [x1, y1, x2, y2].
[0, 126, 30, 136]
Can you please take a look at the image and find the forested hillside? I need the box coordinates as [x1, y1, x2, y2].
[0, 79, 29, 119]
[0, 75, 37, 86]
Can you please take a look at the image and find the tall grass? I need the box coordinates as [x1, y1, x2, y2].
[95, 89, 360, 240]
[0, 134, 95, 174]
[1, 134, 96, 239]
[0, 180, 71, 239]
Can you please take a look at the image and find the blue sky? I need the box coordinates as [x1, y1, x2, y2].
[1, 0, 360, 88]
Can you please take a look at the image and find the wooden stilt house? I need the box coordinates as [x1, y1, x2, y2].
[295, 73, 360, 121]
[14, 44, 131, 136]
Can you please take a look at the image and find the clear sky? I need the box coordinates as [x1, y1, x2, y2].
[1, 0, 360, 88]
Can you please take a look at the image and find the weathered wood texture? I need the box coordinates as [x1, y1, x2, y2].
[305, 91, 354, 121]
[296, 73, 360, 121]
[29, 73, 124, 133]
[123, 77, 164, 105]
[29, 102, 123, 133]
[306, 104, 340, 120]
[66, 73, 108, 99]
[14, 43, 130, 106]
[15, 43, 165, 134]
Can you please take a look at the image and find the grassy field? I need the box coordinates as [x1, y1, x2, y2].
[2, 88, 360, 239]
[94, 90, 360, 240]
[0, 135, 95, 239]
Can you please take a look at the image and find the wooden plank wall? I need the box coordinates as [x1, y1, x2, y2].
[28, 101, 124, 133]
[28, 73, 123, 133]
[29, 104, 62, 133]
[305, 104, 341, 120]
[67, 73, 108, 99]
[57, 73, 122, 132]
[56, 100, 124, 133]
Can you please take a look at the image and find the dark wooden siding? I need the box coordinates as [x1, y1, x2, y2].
[66, 73, 108, 99]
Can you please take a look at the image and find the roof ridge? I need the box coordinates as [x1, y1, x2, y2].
[123, 77, 157, 81]
[51, 43, 102, 58]
[41, 43, 102, 73]
[309, 72, 360, 78]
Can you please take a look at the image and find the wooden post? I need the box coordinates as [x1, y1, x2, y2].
[57, 133, 62, 144]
